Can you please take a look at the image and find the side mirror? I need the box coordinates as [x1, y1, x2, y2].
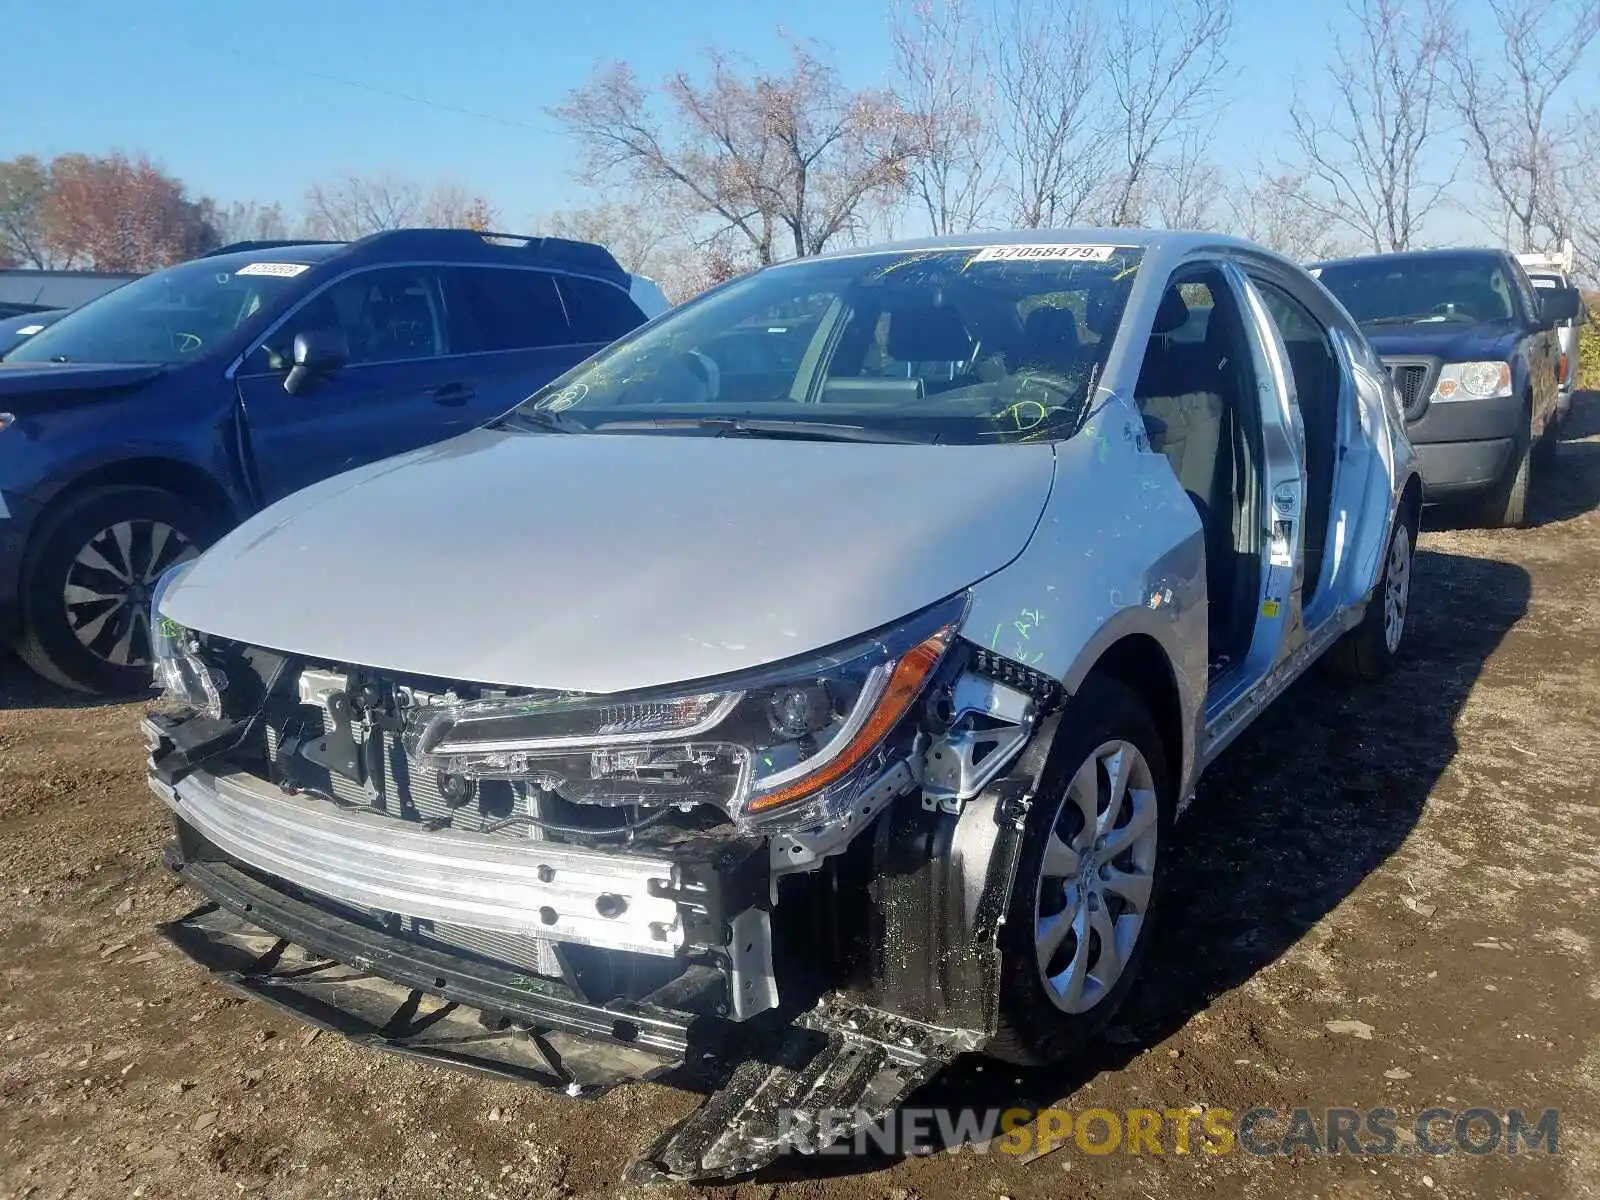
[283, 329, 349, 395]
[1538, 285, 1582, 328]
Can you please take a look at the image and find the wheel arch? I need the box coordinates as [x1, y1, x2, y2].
[27, 458, 237, 558]
[1075, 632, 1188, 807]
[1399, 471, 1423, 533]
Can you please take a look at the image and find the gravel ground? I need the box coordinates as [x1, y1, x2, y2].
[3, 396, 1599, 1200]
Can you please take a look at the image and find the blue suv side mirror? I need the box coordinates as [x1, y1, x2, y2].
[285, 329, 350, 395]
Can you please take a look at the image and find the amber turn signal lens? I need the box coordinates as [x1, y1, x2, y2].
[745, 626, 954, 814]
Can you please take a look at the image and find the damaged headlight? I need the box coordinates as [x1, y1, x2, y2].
[405, 594, 967, 829]
[149, 561, 224, 719]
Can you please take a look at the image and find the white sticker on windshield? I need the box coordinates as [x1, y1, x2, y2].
[970, 244, 1119, 263]
[235, 262, 309, 277]
[16, 324, 44, 335]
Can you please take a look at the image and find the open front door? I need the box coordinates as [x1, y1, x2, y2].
[1188, 264, 1309, 761]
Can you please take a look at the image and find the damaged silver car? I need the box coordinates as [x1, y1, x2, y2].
[144, 231, 1421, 1180]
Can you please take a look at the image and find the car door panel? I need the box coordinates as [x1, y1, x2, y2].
[237, 356, 479, 504]
[234, 266, 473, 504]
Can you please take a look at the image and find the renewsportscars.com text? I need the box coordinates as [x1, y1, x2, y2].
[776, 1105, 1560, 1158]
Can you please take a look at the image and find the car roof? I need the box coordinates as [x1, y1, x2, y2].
[201, 244, 347, 270]
[801, 227, 1271, 263]
[1312, 247, 1508, 270]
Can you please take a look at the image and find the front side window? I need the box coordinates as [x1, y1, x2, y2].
[246, 267, 449, 372]
[6, 256, 308, 365]
[1314, 254, 1515, 328]
[511, 245, 1145, 445]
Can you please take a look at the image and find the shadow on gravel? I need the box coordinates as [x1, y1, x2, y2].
[768, 550, 1544, 1182]
[1529, 391, 1600, 527]
[0, 653, 136, 712]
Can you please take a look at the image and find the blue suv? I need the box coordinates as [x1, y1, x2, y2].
[0, 230, 664, 693]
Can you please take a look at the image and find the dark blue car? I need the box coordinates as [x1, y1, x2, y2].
[1311, 248, 1582, 528]
[0, 230, 663, 693]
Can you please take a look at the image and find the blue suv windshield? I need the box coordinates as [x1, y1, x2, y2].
[5, 254, 320, 365]
[512, 245, 1144, 445]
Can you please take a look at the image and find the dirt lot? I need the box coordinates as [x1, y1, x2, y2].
[4, 398, 1600, 1200]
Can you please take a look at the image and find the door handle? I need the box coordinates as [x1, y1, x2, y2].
[431, 382, 475, 406]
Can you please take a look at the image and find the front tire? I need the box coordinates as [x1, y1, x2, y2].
[989, 677, 1172, 1066]
[15, 485, 211, 694]
[1476, 415, 1531, 529]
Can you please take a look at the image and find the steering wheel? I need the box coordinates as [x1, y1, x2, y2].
[171, 331, 204, 355]
[681, 348, 721, 401]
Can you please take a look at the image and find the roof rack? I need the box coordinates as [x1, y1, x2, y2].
[203, 239, 342, 258]
[344, 229, 625, 279]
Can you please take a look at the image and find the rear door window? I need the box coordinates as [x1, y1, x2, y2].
[557, 275, 647, 344]
[458, 268, 572, 352]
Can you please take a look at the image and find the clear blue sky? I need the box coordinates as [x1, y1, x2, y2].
[0, 0, 1478, 234]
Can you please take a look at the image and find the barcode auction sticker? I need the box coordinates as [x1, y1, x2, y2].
[235, 262, 310, 277]
[970, 244, 1119, 263]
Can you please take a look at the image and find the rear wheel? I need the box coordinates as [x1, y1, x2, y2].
[989, 677, 1171, 1066]
[15, 486, 211, 694]
[1326, 510, 1415, 680]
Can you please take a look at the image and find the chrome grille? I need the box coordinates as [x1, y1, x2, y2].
[1382, 359, 1435, 418]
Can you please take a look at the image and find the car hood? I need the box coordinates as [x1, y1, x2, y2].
[163, 428, 1057, 693]
[1362, 321, 1520, 361]
[0, 361, 167, 410]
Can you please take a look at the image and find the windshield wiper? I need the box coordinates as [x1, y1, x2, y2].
[491, 407, 588, 434]
[594, 417, 925, 444]
[1361, 312, 1467, 326]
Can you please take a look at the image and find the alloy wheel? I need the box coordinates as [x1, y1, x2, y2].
[1383, 526, 1412, 654]
[63, 520, 197, 666]
[1034, 739, 1159, 1014]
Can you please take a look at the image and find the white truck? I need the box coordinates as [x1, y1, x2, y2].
[1518, 241, 1583, 427]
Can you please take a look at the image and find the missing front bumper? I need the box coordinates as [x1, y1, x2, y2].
[161, 855, 712, 1090]
[161, 852, 979, 1180]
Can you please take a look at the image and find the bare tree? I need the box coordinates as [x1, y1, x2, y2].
[214, 200, 291, 245]
[303, 173, 497, 239]
[1446, 0, 1600, 250]
[418, 185, 498, 231]
[1102, 0, 1235, 225]
[1225, 168, 1358, 261]
[554, 41, 914, 263]
[1287, 0, 1454, 252]
[1556, 106, 1600, 282]
[1142, 137, 1224, 229]
[889, 0, 999, 234]
[988, 0, 1110, 228]
[536, 199, 681, 276]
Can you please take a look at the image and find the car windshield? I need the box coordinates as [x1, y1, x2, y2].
[5, 255, 312, 365]
[508, 244, 1144, 445]
[1314, 254, 1516, 328]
